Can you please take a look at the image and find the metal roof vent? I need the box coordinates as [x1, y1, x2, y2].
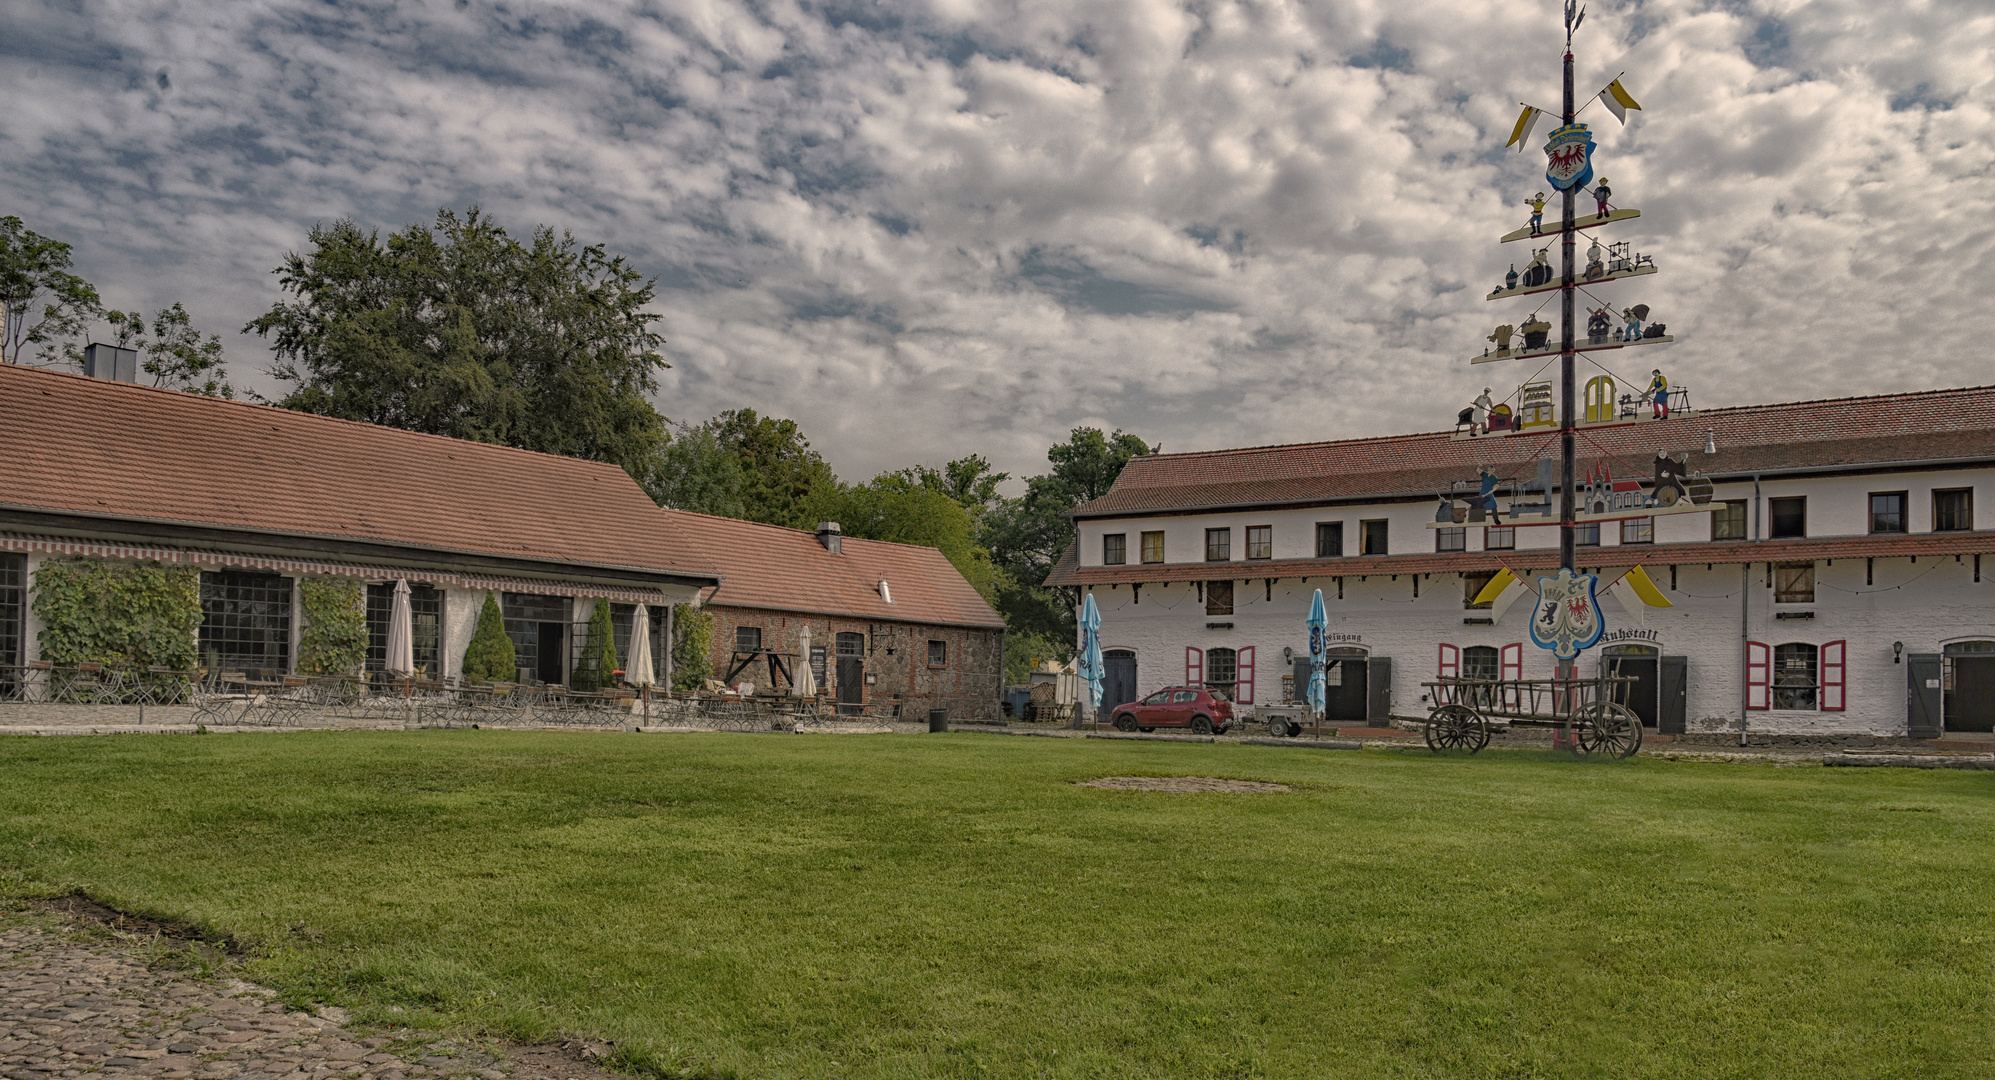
[82, 343, 138, 382]
[1703, 429, 1717, 455]
[878, 577, 892, 604]
[815, 521, 842, 554]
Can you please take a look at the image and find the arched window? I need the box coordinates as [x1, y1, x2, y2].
[1773, 642, 1817, 710]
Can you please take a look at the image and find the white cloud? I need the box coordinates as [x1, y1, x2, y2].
[5, 0, 1991, 484]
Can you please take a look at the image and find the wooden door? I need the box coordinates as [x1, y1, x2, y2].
[1658, 656, 1688, 734]
[1947, 655, 1995, 732]
[1100, 651, 1138, 724]
[837, 656, 865, 713]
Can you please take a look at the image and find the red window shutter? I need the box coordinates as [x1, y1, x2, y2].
[1438, 643, 1460, 679]
[1821, 639, 1846, 711]
[1746, 641, 1770, 710]
[1500, 643, 1523, 708]
[1186, 646, 1203, 687]
[1237, 646, 1255, 705]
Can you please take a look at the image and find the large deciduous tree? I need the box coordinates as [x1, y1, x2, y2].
[107, 303, 235, 398]
[0, 216, 102, 366]
[248, 207, 668, 481]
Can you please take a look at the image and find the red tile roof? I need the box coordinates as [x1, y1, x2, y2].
[0, 363, 718, 582]
[663, 509, 1006, 630]
[1046, 531, 1995, 587]
[1074, 385, 1995, 517]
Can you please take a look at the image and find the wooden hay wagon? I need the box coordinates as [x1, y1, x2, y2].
[1419, 670, 1643, 758]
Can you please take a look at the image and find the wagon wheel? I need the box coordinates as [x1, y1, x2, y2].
[1424, 704, 1488, 754]
[1573, 701, 1643, 759]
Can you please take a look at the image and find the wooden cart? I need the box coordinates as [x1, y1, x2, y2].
[1419, 670, 1643, 758]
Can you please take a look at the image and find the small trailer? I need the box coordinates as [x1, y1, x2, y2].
[1420, 671, 1643, 758]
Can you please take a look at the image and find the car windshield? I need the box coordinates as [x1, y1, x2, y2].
[1204, 688, 1233, 702]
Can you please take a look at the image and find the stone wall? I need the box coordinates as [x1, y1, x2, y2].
[703, 606, 1002, 721]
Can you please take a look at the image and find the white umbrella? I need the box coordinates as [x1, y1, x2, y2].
[385, 579, 415, 676]
[627, 604, 656, 687]
[793, 624, 817, 697]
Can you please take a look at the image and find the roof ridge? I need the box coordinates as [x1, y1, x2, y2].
[2, 362, 632, 476]
[657, 506, 963, 556]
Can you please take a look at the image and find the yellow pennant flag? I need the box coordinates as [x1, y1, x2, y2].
[1599, 79, 1642, 123]
[1625, 565, 1672, 608]
[1472, 567, 1517, 606]
[1505, 105, 1541, 151]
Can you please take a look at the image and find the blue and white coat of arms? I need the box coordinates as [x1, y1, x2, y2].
[1529, 569, 1606, 660]
[1544, 123, 1597, 192]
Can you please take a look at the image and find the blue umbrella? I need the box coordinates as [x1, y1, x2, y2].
[1078, 592, 1104, 711]
[1306, 588, 1328, 713]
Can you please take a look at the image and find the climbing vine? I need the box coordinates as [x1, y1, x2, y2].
[32, 559, 201, 668]
[671, 603, 714, 692]
[297, 578, 368, 675]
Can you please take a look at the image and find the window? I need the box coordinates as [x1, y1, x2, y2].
[610, 603, 667, 681]
[835, 631, 866, 656]
[1869, 492, 1906, 534]
[1103, 533, 1127, 565]
[1774, 562, 1815, 604]
[200, 571, 293, 672]
[1316, 522, 1344, 558]
[1484, 526, 1515, 550]
[1769, 497, 1806, 539]
[0, 554, 22, 696]
[1934, 488, 1974, 531]
[1246, 525, 1272, 560]
[1172, 689, 1201, 703]
[1436, 527, 1466, 552]
[1773, 642, 1818, 710]
[1206, 580, 1234, 616]
[365, 583, 442, 676]
[927, 639, 948, 667]
[1204, 647, 1236, 693]
[1360, 519, 1389, 556]
[501, 592, 570, 684]
[1142, 690, 1172, 705]
[735, 625, 763, 651]
[1575, 523, 1601, 546]
[1205, 528, 1231, 561]
[1140, 531, 1165, 564]
[1462, 645, 1499, 682]
[1464, 570, 1498, 609]
[1713, 500, 1748, 540]
[1621, 517, 1653, 544]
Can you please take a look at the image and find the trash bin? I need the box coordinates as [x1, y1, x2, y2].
[928, 709, 949, 732]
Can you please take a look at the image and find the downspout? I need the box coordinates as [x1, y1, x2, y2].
[1741, 474, 1760, 747]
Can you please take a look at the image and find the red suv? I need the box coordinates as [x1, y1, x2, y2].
[1110, 686, 1235, 735]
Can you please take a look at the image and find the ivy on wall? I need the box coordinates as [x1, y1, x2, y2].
[297, 578, 368, 675]
[671, 603, 714, 692]
[32, 559, 202, 668]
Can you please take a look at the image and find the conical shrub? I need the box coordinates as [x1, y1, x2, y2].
[462, 592, 516, 682]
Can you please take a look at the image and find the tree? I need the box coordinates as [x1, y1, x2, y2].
[707, 409, 839, 529]
[107, 303, 235, 398]
[573, 598, 619, 691]
[883, 455, 1009, 523]
[247, 207, 668, 482]
[806, 474, 1009, 605]
[980, 427, 1152, 644]
[461, 593, 517, 682]
[643, 419, 747, 518]
[671, 603, 714, 692]
[0, 216, 101, 366]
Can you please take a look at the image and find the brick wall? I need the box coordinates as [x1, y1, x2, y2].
[703, 605, 1002, 721]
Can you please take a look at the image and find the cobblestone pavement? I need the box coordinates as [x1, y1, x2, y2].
[0, 912, 614, 1080]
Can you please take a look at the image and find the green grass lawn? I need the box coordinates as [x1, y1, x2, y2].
[1, 731, 1991, 1079]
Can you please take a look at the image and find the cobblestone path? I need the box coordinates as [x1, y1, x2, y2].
[0, 915, 611, 1080]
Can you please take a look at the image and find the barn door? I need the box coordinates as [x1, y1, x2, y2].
[1907, 654, 1942, 739]
[1366, 657, 1392, 725]
[1658, 656, 1688, 734]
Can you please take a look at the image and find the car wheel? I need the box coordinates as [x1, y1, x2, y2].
[1113, 713, 1137, 732]
[1139, 726, 1156, 733]
[1190, 715, 1213, 736]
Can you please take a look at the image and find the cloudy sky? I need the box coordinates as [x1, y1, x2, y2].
[6, 0, 1992, 484]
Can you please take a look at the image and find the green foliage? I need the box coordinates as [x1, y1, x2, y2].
[573, 599, 619, 692]
[642, 419, 747, 518]
[806, 475, 1009, 606]
[980, 426, 1153, 643]
[296, 578, 368, 676]
[881, 454, 1009, 523]
[461, 592, 516, 682]
[247, 207, 668, 482]
[670, 604, 713, 692]
[707, 409, 839, 528]
[0, 215, 103, 366]
[31, 559, 199, 668]
[107, 302, 235, 398]
[1001, 628, 1072, 685]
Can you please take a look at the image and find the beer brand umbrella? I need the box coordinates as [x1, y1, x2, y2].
[1306, 588, 1328, 713]
[1077, 593, 1104, 711]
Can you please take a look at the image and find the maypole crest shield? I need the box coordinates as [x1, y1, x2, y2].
[1543, 123, 1596, 191]
[1529, 569, 1606, 659]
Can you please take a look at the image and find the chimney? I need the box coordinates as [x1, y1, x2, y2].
[82, 343, 138, 383]
[815, 521, 842, 554]
[1703, 429, 1717, 455]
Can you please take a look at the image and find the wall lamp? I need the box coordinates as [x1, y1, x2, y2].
[1893, 641, 1904, 664]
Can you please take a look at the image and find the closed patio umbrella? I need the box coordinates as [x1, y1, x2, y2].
[627, 604, 656, 687]
[793, 624, 817, 696]
[385, 579, 415, 677]
[1306, 588, 1327, 715]
[1078, 593, 1104, 715]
